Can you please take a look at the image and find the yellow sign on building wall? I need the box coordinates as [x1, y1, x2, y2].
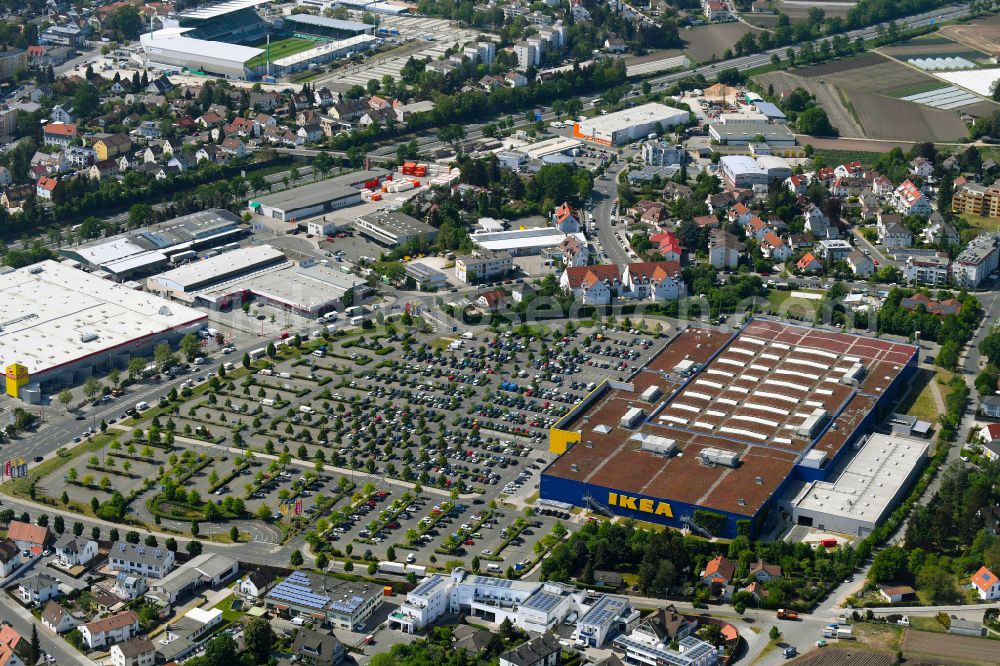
[5, 363, 28, 398]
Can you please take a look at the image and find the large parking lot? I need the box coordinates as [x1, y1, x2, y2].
[29, 312, 671, 572]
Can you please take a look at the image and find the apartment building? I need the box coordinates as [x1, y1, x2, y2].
[903, 253, 951, 286]
[107, 542, 175, 579]
[456, 249, 514, 283]
[953, 233, 1000, 287]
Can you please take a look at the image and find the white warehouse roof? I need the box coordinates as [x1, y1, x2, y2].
[141, 29, 263, 65]
[0, 261, 206, 376]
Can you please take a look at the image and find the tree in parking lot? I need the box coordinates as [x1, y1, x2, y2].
[290, 550, 304, 566]
[58, 389, 73, 412]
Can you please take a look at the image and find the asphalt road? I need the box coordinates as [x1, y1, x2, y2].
[591, 160, 632, 267]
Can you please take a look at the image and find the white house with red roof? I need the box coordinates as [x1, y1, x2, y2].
[560, 265, 620, 305]
[834, 161, 863, 178]
[970, 566, 1000, 600]
[552, 202, 581, 233]
[6, 520, 50, 556]
[36, 176, 58, 200]
[744, 215, 770, 241]
[700, 556, 735, 585]
[622, 261, 684, 300]
[796, 253, 822, 272]
[892, 180, 933, 216]
[760, 231, 791, 261]
[785, 174, 807, 195]
[649, 231, 682, 263]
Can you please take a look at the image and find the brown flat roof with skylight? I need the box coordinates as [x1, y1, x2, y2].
[544, 319, 918, 517]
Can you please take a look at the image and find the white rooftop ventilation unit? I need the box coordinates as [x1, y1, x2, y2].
[636, 434, 677, 456]
[840, 361, 866, 385]
[640, 385, 663, 403]
[79, 331, 99, 343]
[620, 406, 646, 429]
[700, 447, 739, 468]
[797, 407, 828, 438]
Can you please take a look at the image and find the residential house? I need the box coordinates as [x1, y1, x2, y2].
[505, 71, 528, 87]
[622, 261, 684, 300]
[477, 289, 509, 311]
[250, 91, 280, 111]
[64, 146, 96, 169]
[297, 124, 323, 143]
[110, 638, 155, 666]
[0, 625, 24, 666]
[910, 157, 934, 179]
[980, 395, 1000, 418]
[760, 231, 791, 261]
[220, 137, 247, 158]
[744, 215, 769, 241]
[552, 202, 581, 233]
[143, 145, 163, 163]
[796, 253, 823, 272]
[701, 556, 735, 587]
[846, 251, 874, 278]
[42, 121, 76, 147]
[744, 582, 768, 601]
[557, 236, 589, 267]
[893, 179, 933, 216]
[54, 535, 97, 568]
[830, 176, 866, 198]
[859, 190, 881, 220]
[878, 584, 916, 603]
[692, 214, 720, 229]
[900, 292, 962, 316]
[512, 282, 535, 304]
[41, 600, 80, 634]
[50, 104, 74, 123]
[834, 161, 863, 178]
[79, 610, 140, 650]
[804, 204, 832, 238]
[313, 87, 336, 108]
[604, 36, 627, 52]
[970, 566, 1000, 601]
[649, 230, 682, 263]
[291, 628, 345, 666]
[560, 265, 621, 305]
[923, 214, 960, 246]
[1, 185, 33, 211]
[238, 569, 277, 599]
[785, 174, 807, 195]
[88, 159, 119, 181]
[328, 99, 368, 122]
[107, 542, 175, 579]
[748, 561, 782, 583]
[93, 134, 131, 161]
[499, 633, 561, 666]
[110, 574, 147, 601]
[168, 151, 196, 172]
[870, 174, 894, 197]
[0, 539, 20, 578]
[0, 166, 11, 187]
[146, 75, 173, 94]
[6, 521, 50, 555]
[137, 121, 161, 139]
[17, 572, 60, 605]
[197, 112, 225, 128]
[879, 217, 912, 250]
[631, 605, 694, 643]
[195, 144, 224, 164]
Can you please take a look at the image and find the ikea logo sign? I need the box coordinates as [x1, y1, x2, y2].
[608, 492, 673, 517]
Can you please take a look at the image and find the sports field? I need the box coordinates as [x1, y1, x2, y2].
[246, 37, 317, 68]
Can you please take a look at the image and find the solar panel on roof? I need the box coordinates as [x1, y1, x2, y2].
[473, 576, 512, 588]
[522, 591, 561, 612]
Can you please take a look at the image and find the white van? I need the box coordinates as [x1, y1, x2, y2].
[299, 405, 315, 415]
[487, 563, 502, 573]
[261, 398, 275, 407]
[135, 401, 150, 412]
[193, 357, 206, 365]
[223, 362, 235, 371]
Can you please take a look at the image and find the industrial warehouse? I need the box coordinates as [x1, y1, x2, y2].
[540, 320, 921, 538]
[572, 103, 690, 146]
[0, 261, 206, 400]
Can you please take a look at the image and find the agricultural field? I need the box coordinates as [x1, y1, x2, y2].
[681, 23, 758, 62]
[753, 53, 975, 142]
[879, 33, 991, 62]
[902, 629, 1000, 665]
[246, 37, 318, 68]
[941, 13, 1000, 57]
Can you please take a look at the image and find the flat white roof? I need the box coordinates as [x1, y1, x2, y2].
[206, 263, 365, 309]
[720, 155, 766, 175]
[578, 102, 688, 133]
[184, 607, 223, 625]
[151, 245, 286, 291]
[74, 238, 147, 266]
[792, 433, 928, 525]
[519, 136, 583, 160]
[0, 261, 205, 376]
[177, 0, 270, 20]
[142, 29, 263, 63]
[471, 228, 581, 251]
